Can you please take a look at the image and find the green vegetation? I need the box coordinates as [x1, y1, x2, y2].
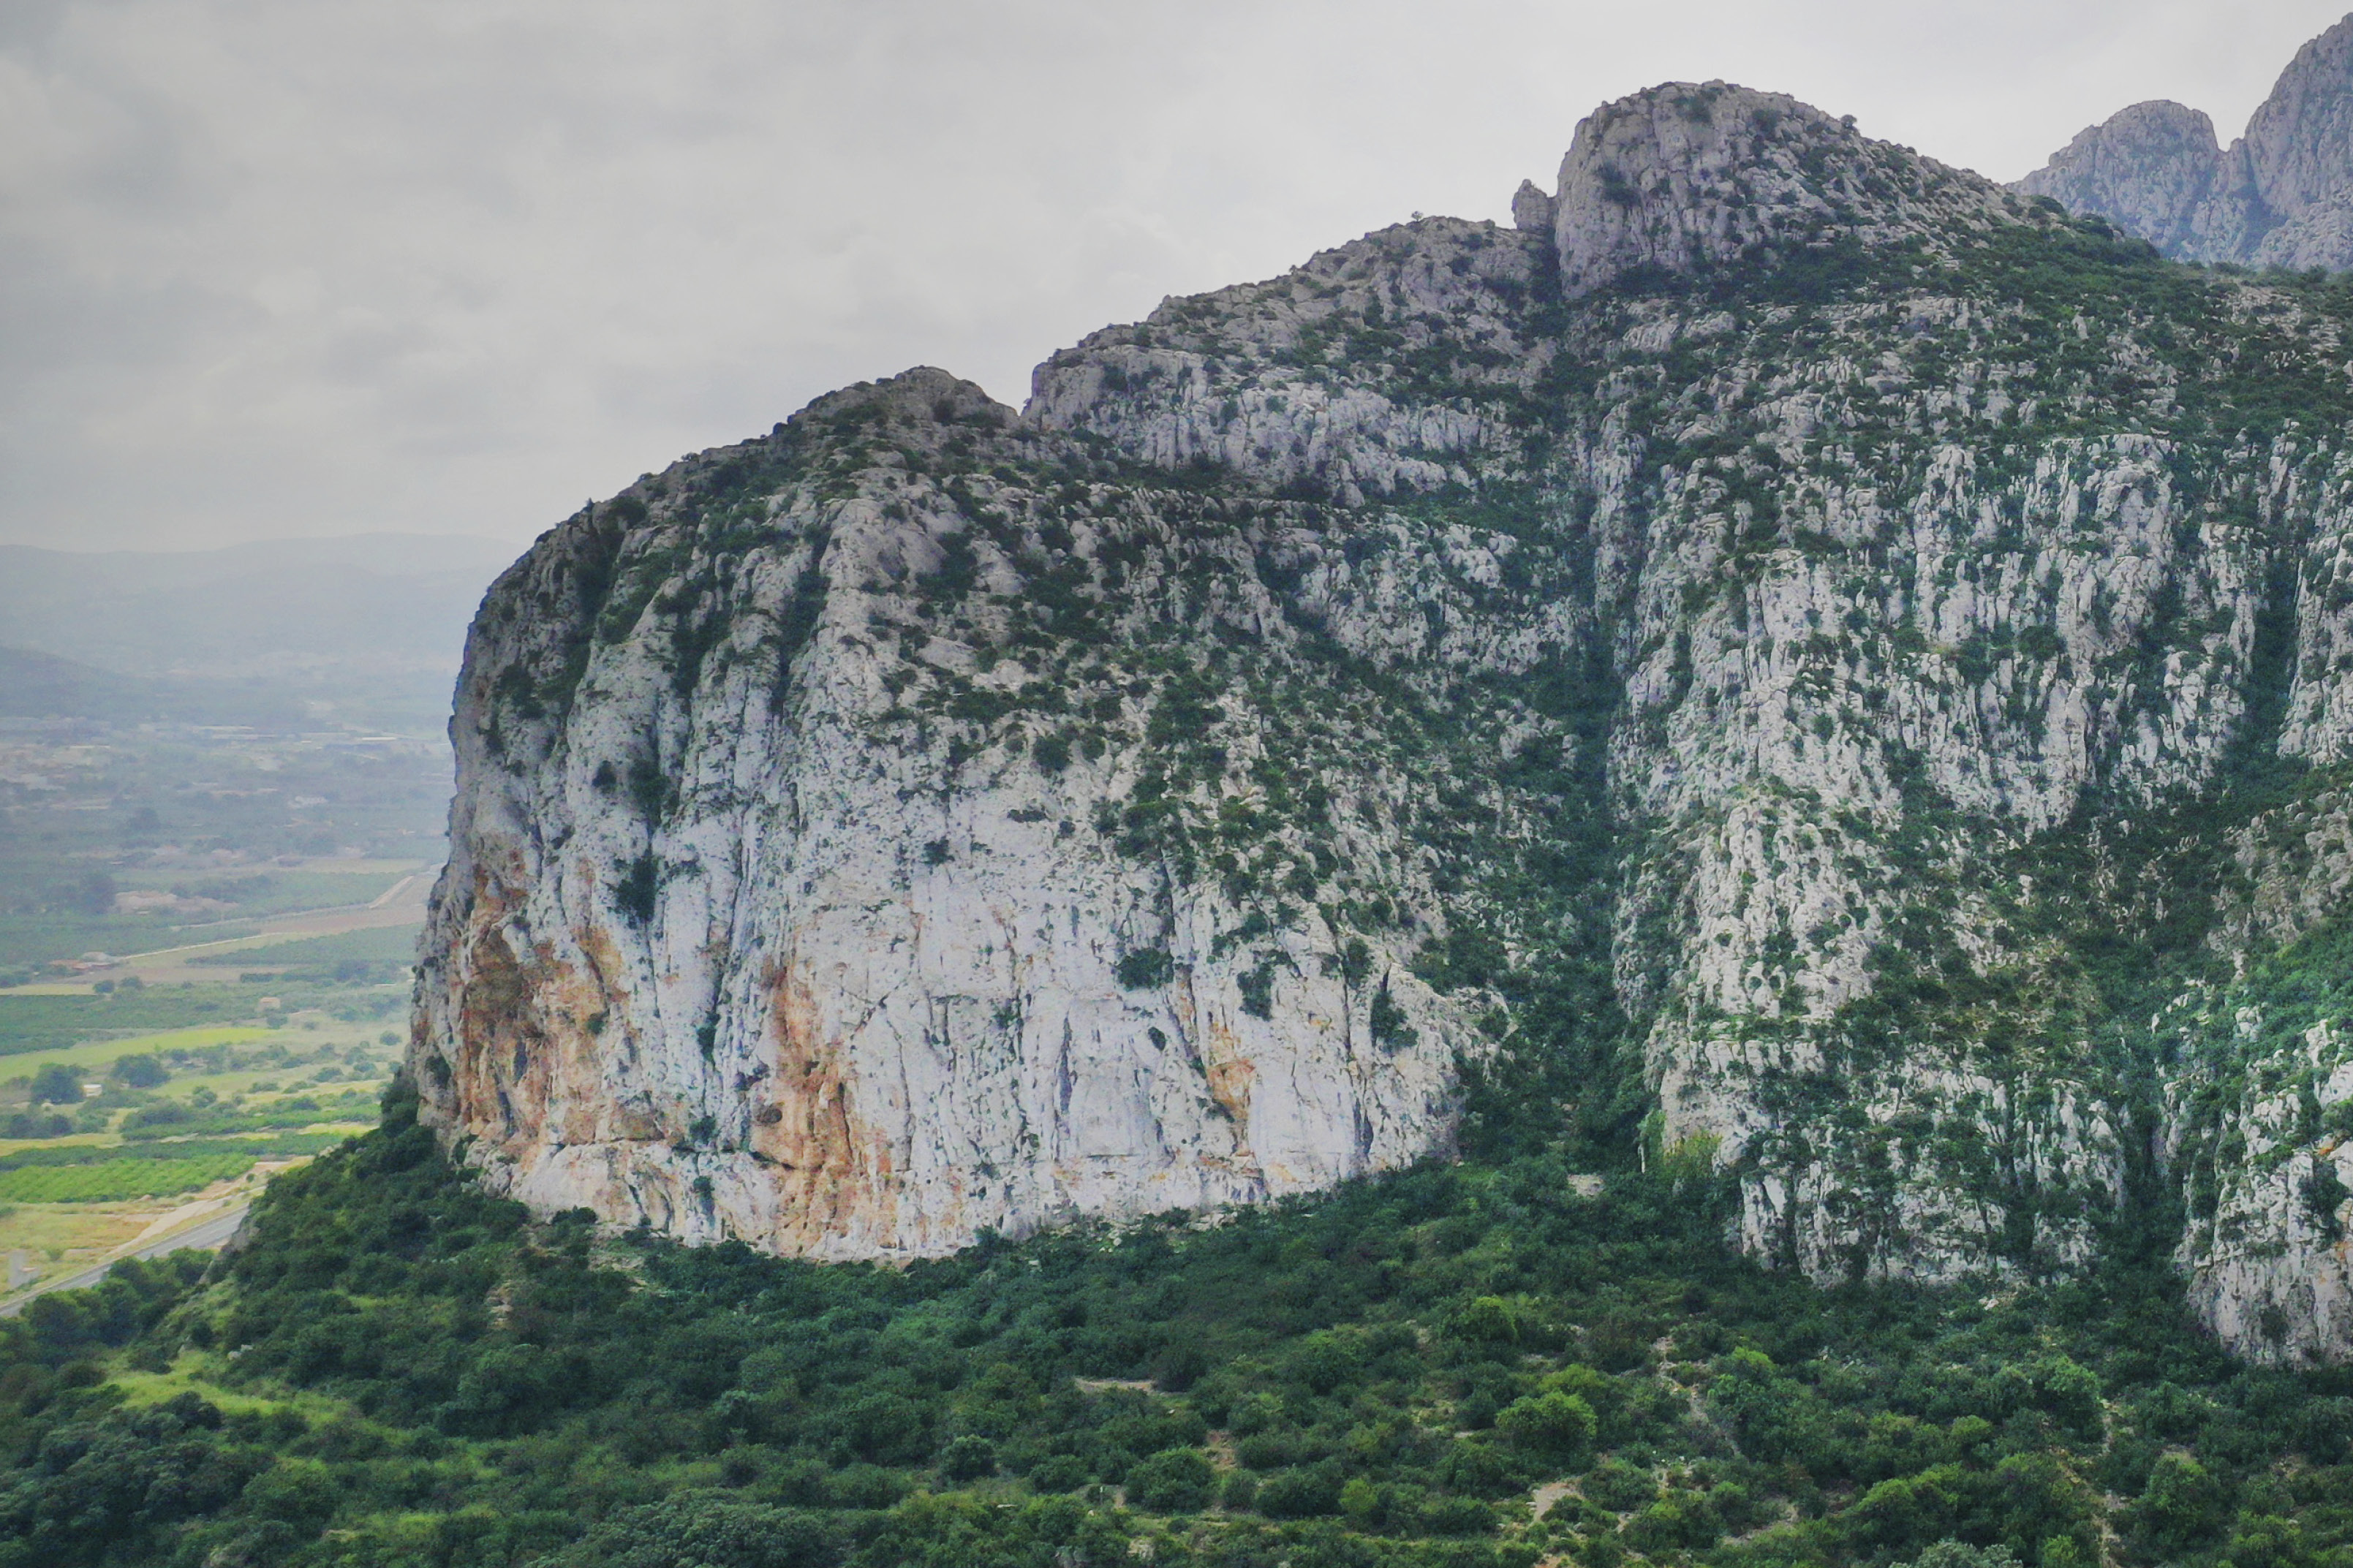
[186, 925, 421, 985]
[0, 1083, 2345, 1567]
[0, 1153, 254, 1203]
[0, 976, 408, 1058]
[31, 106, 2353, 1568]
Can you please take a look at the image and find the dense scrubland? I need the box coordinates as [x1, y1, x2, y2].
[0, 1056, 2347, 1568]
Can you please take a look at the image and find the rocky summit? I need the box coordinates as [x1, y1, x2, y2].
[420, 69, 2353, 1366]
[2020, 12, 2353, 270]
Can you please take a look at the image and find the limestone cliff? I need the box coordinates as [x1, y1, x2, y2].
[422, 77, 2353, 1364]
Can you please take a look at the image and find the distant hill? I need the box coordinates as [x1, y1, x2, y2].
[0, 645, 310, 728]
[0, 534, 519, 683]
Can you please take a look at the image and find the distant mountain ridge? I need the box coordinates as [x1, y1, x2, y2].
[2019, 13, 2353, 269]
[0, 645, 309, 729]
[0, 533, 518, 689]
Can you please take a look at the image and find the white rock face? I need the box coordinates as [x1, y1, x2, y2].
[2018, 15, 2353, 270]
[1028, 218, 1550, 507]
[419, 74, 2353, 1363]
[415, 370, 1526, 1259]
[1544, 83, 2006, 298]
[2174, 1012, 2353, 1365]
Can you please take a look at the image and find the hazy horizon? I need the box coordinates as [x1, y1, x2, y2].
[6, 0, 2348, 554]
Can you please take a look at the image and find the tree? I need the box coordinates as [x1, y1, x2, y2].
[1128, 1447, 1215, 1512]
[110, 1054, 167, 1089]
[549, 1496, 840, 1568]
[939, 1436, 997, 1482]
[2137, 1453, 2228, 1553]
[1901, 1545, 2019, 1568]
[30, 1065, 82, 1105]
[1497, 1390, 1597, 1463]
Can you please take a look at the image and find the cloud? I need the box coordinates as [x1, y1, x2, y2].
[3, 0, 2346, 550]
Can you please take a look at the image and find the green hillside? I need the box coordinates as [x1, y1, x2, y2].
[0, 1078, 2348, 1568]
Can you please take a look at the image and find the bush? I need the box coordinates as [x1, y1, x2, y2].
[1028, 1455, 1089, 1493]
[2134, 1452, 2228, 1553]
[830, 1393, 933, 1466]
[1033, 734, 1073, 774]
[1256, 1463, 1344, 1519]
[1, 1113, 72, 1139]
[1582, 1458, 1658, 1514]
[1436, 1439, 1519, 1499]
[1899, 1545, 2020, 1568]
[940, 1436, 997, 1482]
[1624, 1491, 1721, 1553]
[1497, 1390, 1596, 1464]
[547, 1496, 842, 1568]
[1128, 1447, 1215, 1512]
[1114, 949, 1174, 989]
[1367, 981, 1417, 1050]
[1455, 1295, 1519, 1345]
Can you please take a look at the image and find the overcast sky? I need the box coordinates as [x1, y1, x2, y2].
[4, 1, 2347, 553]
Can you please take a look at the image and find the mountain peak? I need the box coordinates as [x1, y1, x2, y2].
[1535, 81, 2009, 297]
[2018, 11, 2353, 269]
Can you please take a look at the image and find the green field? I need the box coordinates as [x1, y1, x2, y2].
[187, 922, 421, 980]
[0, 1023, 272, 1076]
[0, 866, 422, 977]
[0, 1153, 256, 1202]
[0, 977, 408, 1057]
[0, 990, 274, 1056]
[0, 700, 452, 982]
[0, 1134, 350, 1173]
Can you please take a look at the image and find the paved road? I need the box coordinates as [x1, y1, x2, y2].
[0, 1203, 248, 1318]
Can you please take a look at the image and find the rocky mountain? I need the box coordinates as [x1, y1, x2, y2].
[2019, 14, 2353, 270]
[418, 80, 2353, 1366]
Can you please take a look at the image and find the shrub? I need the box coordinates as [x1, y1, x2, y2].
[547, 1496, 841, 1568]
[1256, 1463, 1344, 1519]
[1033, 734, 1073, 774]
[2134, 1452, 2227, 1553]
[1128, 1447, 1215, 1512]
[939, 1436, 997, 1482]
[1285, 1330, 1362, 1394]
[1367, 981, 1418, 1050]
[1497, 1390, 1597, 1464]
[1027, 1454, 1089, 1493]
[1583, 1458, 1658, 1513]
[1455, 1295, 1519, 1345]
[1437, 1439, 1519, 1499]
[1624, 1490, 1721, 1553]
[1115, 948, 1174, 989]
[613, 854, 661, 925]
[1898, 1545, 2020, 1568]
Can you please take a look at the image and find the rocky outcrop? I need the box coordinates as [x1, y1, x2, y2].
[423, 75, 2353, 1363]
[2018, 14, 2353, 270]
[414, 366, 1581, 1259]
[1544, 83, 2006, 298]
